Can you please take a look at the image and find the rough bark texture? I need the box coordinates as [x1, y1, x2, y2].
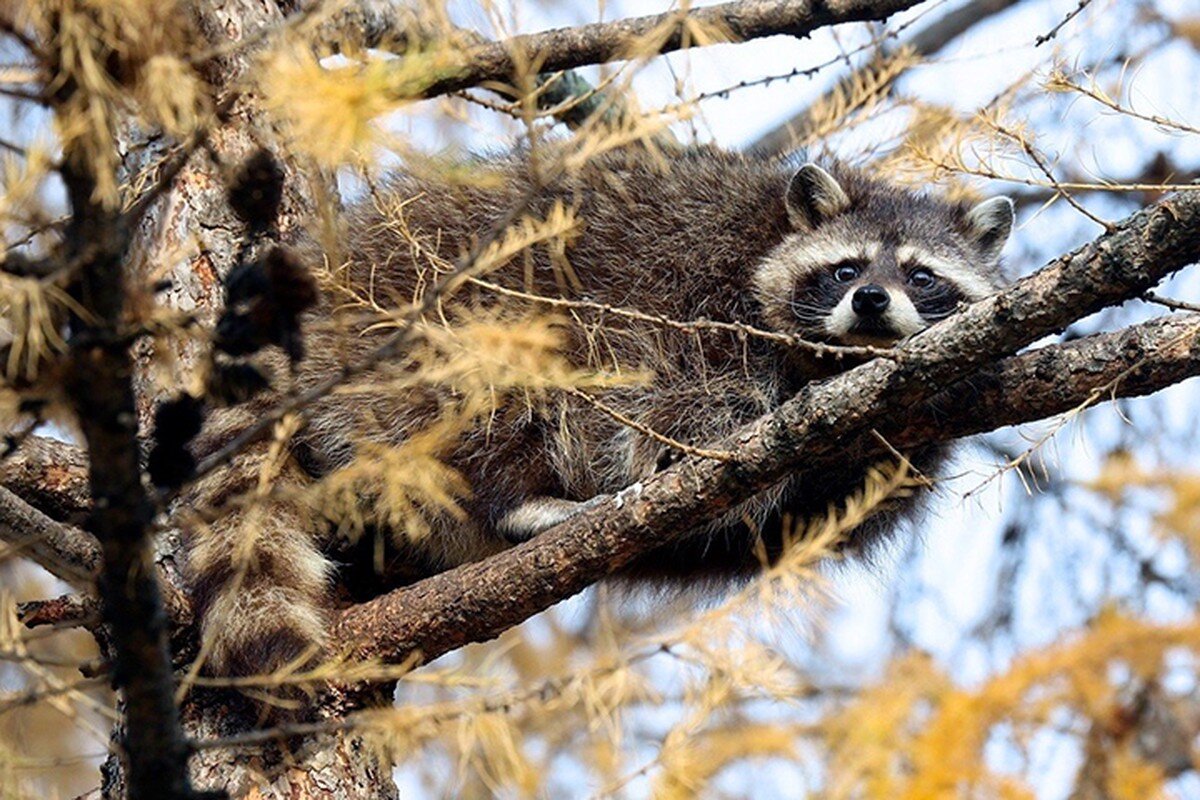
[182, 705, 399, 800]
[5, 191, 1199, 798]
[0, 434, 90, 519]
[59, 129, 197, 800]
[0, 484, 99, 589]
[12, 311, 1200, 650]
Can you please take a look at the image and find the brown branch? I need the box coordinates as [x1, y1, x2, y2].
[1144, 292, 1200, 314]
[751, 0, 1022, 154]
[0, 435, 90, 521]
[17, 592, 101, 630]
[331, 188, 1200, 673]
[1010, 155, 1198, 211]
[906, 0, 1022, 54]
[895, 313, 1200, 444]
[394, 0, 925, 100]
[314, 2, 658, 137]
[1035, 0, 1094, 46]
[0, 485, 100, 589]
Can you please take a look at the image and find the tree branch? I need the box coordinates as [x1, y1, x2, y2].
[397, 0, 925, 100]
[52, 33, 202, 800]
[0, 485, 100, 590]
[312, 1, 672, 138]
[751, 0, 1021, 154]
[331, 189, 1200, 671]
[0, 434, 90, 521]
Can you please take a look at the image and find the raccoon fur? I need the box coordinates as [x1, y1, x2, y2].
[180, 145, 1014, 711]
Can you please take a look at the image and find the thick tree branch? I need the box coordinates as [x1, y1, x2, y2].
[331, 315, 1200, 670]
[902, 314, 1200, 441]
[0, 485, 99, 590]
[395, 0, 925, 100]
[17, 592, 101, 630]
[332, 189, 1200, 671]
[0, 434, 90, 521]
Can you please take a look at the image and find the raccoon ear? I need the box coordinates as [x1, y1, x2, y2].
[786, 164, 851, 229]
[964, 196, 1015, 261]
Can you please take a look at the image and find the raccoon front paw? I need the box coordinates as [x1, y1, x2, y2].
[497, 495, 607, 543]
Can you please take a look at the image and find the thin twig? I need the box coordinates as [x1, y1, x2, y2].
[568, 388, 736, 462]
[0, 675, 109, 715]
[1036, 0, 1095, 46]
[468, 277, 895, 359]
[992, 121, 1112, 231]
[1143, 292, 1200, 314]
[1049, 72, 1200, 135]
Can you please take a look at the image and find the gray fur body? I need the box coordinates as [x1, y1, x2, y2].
[181, 146, 1012, 708]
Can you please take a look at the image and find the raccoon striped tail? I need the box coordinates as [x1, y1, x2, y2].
[182, 442, 331, 716]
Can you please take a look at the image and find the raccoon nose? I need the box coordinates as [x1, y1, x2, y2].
[852, 284, 890, 316]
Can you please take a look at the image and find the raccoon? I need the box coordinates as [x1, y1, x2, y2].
[181, 146, 1013, 711]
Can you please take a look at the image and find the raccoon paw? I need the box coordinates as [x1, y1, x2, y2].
[497, 495, 606, 543]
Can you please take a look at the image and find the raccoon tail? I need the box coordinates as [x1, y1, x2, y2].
[182, 434, 331, 713]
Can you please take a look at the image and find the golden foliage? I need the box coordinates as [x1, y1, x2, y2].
[896, 612, 1199, 798]
[1106, 747, 1169, 800]
[6, 0, 1200, 797]
[0, 146, 56, 226]
[1086, 451, 1200, 562]
[0, 579, 109, 800]
[407, 313, 636, 396]
[653, 722, 796, 799]
[798, 48, 921, 146]
[261, 45, 467, 166]
[1175, 17, 1200, 51]
[133, 54, 207, 138]
[0, 273, 77, 383]
[315, 312, 640, 543]
[313, 413, 473, 543]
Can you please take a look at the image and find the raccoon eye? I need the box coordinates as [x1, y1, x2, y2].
[907, 267, 936, 288]
[832, 263, 860, 283]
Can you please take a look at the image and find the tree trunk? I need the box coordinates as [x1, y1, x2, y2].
[99, 0, 394, 796]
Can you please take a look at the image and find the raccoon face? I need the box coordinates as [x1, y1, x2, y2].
[753, 163, 1014, 346]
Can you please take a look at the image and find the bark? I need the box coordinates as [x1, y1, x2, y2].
[58, 122, 198, 800]
[181, 699, 398, 800]
[7, 175, 1199, 800]
[96, 0, 392, 795]
[13, 311, 1200, 648]
[0, 434, 90, 520]
[0, 484, 99, 590]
